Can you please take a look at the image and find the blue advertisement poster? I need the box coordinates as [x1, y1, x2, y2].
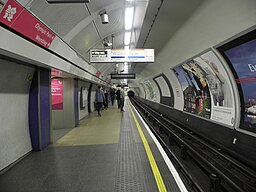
[223, 39, 256, 132]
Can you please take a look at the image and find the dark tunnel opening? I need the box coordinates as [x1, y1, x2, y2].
[127, 90, 135, 98]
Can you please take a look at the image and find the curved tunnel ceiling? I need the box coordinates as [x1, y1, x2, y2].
[22, 0, 204, 84]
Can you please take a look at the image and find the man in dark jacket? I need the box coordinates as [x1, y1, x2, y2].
[95, 86, 105, 116]
[116, 89, 121, 109]
[110, 88, 115, 106]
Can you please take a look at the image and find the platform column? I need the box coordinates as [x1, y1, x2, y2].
[29, 67, 51, 150]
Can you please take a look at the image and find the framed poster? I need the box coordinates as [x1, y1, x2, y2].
[80, 87, 88, 109]
[51, 79, 63, 110]
[218, 29, 256, 133]
[173, 50, 235, 125]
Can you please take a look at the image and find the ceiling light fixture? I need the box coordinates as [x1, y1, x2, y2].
[124, 62, 129, 73]
[124, 32, 131, 45]
[99, 10, 109, 24]
[125, 7, 134, 30]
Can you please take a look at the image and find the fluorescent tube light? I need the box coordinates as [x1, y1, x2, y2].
[124, 63, 128, 72]
[125, 7, 134, 30]
[124, 32, 131, 45]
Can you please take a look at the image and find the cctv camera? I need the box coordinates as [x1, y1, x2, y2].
[100, 13, 109, 24]
[104, 42, 112, 47]
[99, 10, 109, 24]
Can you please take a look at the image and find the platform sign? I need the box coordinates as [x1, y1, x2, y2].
[90, 49, 154, 63]
[0, 0, 56, 49]
[111, 73, 135, 79]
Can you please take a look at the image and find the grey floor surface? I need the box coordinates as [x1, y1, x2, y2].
[0, 104, 181, 192]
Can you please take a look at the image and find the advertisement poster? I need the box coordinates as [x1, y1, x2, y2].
[173, 51, 235, 125]
[194, 51, 235, 126]
[173, 63, 211, 119]
[80, 87, 88, 109]
[144, 80, 156, 101]
[140, 83, 147, 99]
[51, 79, 63, 110]
[222, 39, 256, 132]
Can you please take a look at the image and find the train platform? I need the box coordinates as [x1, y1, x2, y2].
[0, 99, 186, 192]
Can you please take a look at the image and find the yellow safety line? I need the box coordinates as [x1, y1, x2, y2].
[129, 104, 167, 192]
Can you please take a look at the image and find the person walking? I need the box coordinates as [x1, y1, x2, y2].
[110, 88, 115, 106]
[120, 86, 125, 112]
[104, 89, 109, 109]
[116, 88, 121, 109]
[95, 86, 105, 116]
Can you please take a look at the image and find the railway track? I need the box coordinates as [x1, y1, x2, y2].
[130, 97, 256, 192]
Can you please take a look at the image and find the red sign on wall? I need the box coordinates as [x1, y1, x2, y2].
[0, 0, 56, 49]
[51, 79, 63, 110]
[95, 70, 101, 77]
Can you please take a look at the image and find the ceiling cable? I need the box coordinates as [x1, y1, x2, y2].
[132, 0, 164, 73]
[84, 3, 102, 40]
[143, 0, 164, 47]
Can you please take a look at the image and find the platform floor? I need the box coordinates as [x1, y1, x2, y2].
[0, 99, 182, 192]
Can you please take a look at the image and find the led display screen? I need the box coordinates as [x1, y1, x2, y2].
[111, 73, 135, 79]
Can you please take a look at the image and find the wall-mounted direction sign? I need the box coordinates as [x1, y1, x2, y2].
[90, 49, 154, 63]
[111, 73, 136, 79]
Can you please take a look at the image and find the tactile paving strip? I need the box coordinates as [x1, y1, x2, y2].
[115, 110, 146, 192]
[115, 104, 182, 192]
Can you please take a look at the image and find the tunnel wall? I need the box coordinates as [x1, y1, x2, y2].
[153, 73, 174, 107]
[139, 0, 256, 136]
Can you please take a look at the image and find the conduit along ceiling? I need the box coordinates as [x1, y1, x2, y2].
[23, 0, 203, 85]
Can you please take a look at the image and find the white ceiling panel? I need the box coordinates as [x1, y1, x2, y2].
[27, 0, 89, 37]
[95, 8, 124, 40]
[70, 23, 99, 60]
[87, 0, 123, 14]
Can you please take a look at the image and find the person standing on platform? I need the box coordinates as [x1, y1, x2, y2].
[110, 88, 115, 106]
[120, 86, 125, 112]
[116, 88, 121, 109]
[95, 86, 105, 117]
[104, 89, 109, 109]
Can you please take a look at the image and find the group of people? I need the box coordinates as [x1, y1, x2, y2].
[95, 86, 125, 116]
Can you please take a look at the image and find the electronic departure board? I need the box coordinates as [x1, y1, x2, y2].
[90, 49, 154, 63]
